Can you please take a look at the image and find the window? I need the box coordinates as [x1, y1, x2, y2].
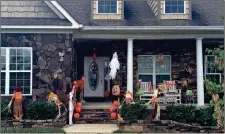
[97, 0, 118, 14]
[138, 55, 171, 86]
[205, 55, 221, 83]
[1, 47, 32, 96]
[165, 0, 185, 14]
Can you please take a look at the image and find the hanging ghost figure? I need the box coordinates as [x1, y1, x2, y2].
[109, 52, 120, 80]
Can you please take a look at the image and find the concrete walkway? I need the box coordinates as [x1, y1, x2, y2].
[63, 124, 119, 133]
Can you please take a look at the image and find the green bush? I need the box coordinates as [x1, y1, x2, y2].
[1, 101, 10, 119]
[121, 101, 148, 121]
[27, 102, 58, 120]
[166, 105, 195, 123]
[195, 107, 216, 126]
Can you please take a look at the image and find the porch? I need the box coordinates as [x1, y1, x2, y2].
[73, 38, 223, 105]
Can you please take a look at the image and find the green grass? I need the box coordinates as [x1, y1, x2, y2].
[113, 129, 142, 133]
[0, 128, 65, 133]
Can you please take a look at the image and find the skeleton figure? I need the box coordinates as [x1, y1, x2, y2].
[47, 91, 68, 122]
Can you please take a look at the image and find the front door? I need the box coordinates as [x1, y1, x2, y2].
[84, 57, 110, 97]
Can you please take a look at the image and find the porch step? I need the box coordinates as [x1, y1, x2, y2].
[74, 108, 117, 124]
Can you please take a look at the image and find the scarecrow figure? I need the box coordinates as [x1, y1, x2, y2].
[145, 86, 160, 120]
[2, 86, 23, 120]
[109, 52, 120, 80]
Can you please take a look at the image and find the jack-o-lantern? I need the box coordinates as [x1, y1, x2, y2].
[110, 112, 117, 119]
[112, 101, 120, 106]
[74, 113, 80, 119]
[75, 107, 81, 113]
[109, 106, 117, 113]
[76, 102, 82, 108]
[112, 85, 120, 96]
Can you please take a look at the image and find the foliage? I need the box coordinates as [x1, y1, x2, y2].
[195, 107, 216, 126]
[26, 102, 58, 120]
[166, 105, 195, 123]
[1, 101, 11, 119]
[113, 129, 139, 133]
[166, 105, 215, 126]
[205, 48, 224, 128]
[120, 101, 148, 121]
[0, 128, 65, 133]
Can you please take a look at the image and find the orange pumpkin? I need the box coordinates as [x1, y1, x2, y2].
[109, 106, 116, 113]
[76, 102, 82, 108]
[74, 113, 80, 119]
[152, 97, 158, 104]
[75, 107, 82, 113]
[110, 112, 117, 119]
[112, 101, 120, 106]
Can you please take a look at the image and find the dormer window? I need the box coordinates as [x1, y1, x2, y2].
[164, 0, 185, 14]
[97, 0, 118, 14]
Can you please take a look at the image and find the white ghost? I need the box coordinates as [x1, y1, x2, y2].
[109, 52, 120, 80]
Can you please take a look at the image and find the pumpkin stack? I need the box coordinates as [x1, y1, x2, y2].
[73, 102, 82, 119]
[109, 101, 120, 119]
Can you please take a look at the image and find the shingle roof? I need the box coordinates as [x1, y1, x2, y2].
[1, 18, 72, 26]
[58, 0, 224, 26]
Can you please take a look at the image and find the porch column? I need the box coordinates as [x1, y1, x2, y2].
[196, 38, 204, 106]
[127, 38, 133, 97]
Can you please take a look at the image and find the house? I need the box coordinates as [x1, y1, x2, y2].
[1, 0, 224, 106]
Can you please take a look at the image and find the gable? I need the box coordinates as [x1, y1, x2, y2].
[1, 1, 59, 18]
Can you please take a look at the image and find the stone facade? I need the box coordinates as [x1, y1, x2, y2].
[118, 120, 223, 133]
[1, 116, 67, 129]
[1, 34, 73, 100]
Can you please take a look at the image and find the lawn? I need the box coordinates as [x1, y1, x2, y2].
[0, 128, 66, 133]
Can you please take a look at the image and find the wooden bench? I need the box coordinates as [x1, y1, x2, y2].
[139, 82, 182, 104]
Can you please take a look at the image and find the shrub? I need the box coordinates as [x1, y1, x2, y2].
[166, 104, 195, 123]
[120, 101, 148, 121]
[27, 102, 58, 120]
[1, 101, 10, 119]
[0, 128, 66, 133]
[195, 107, 216, 126]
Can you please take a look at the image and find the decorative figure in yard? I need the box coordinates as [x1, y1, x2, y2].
[109, 52, 120, 80]
[69, 82, 76, 125]
[7, 86, 23, 120]
[112, 85, 121, 102]
[47, 91, 68, 122]
[123, 91, 134, 104]
[145, 86, 160, 120]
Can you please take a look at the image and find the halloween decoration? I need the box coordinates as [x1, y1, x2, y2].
[75, 107, 82, 113]
[112, 101, 120, 107]
[110, 106, 117, 113]
[69, 84, 76, 125]
[73, 75, 85, 103]
[76, 102, 82, 108]
[145, 86, 160, 120]
[157, 55, 164, 68]
[123, 91, 134, 104]
[112, 85, 120, 96]
[48, 91, 68, 122]
[110, 112, 117, 119]
[2, 86, 23, 120]
[109, 52, 120, 80]
[74, 113, 80, 119]
[104, 91, 110, 98]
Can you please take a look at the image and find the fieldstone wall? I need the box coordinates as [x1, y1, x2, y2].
[118, 120, 223, 133]
[1, 34, 73, 100]
[1, 116, 67, 129]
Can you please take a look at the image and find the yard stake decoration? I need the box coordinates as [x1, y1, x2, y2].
[109, 52, 120, 80]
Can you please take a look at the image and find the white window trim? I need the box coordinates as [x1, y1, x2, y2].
[1, 47, 33, 96]
[138, 55, 172, 87]
[96, 0, 119, 14]
[163, 0, 186, 15]
[204, 55, 222, 83]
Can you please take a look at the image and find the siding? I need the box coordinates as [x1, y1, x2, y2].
[1, 1, 58, 18]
